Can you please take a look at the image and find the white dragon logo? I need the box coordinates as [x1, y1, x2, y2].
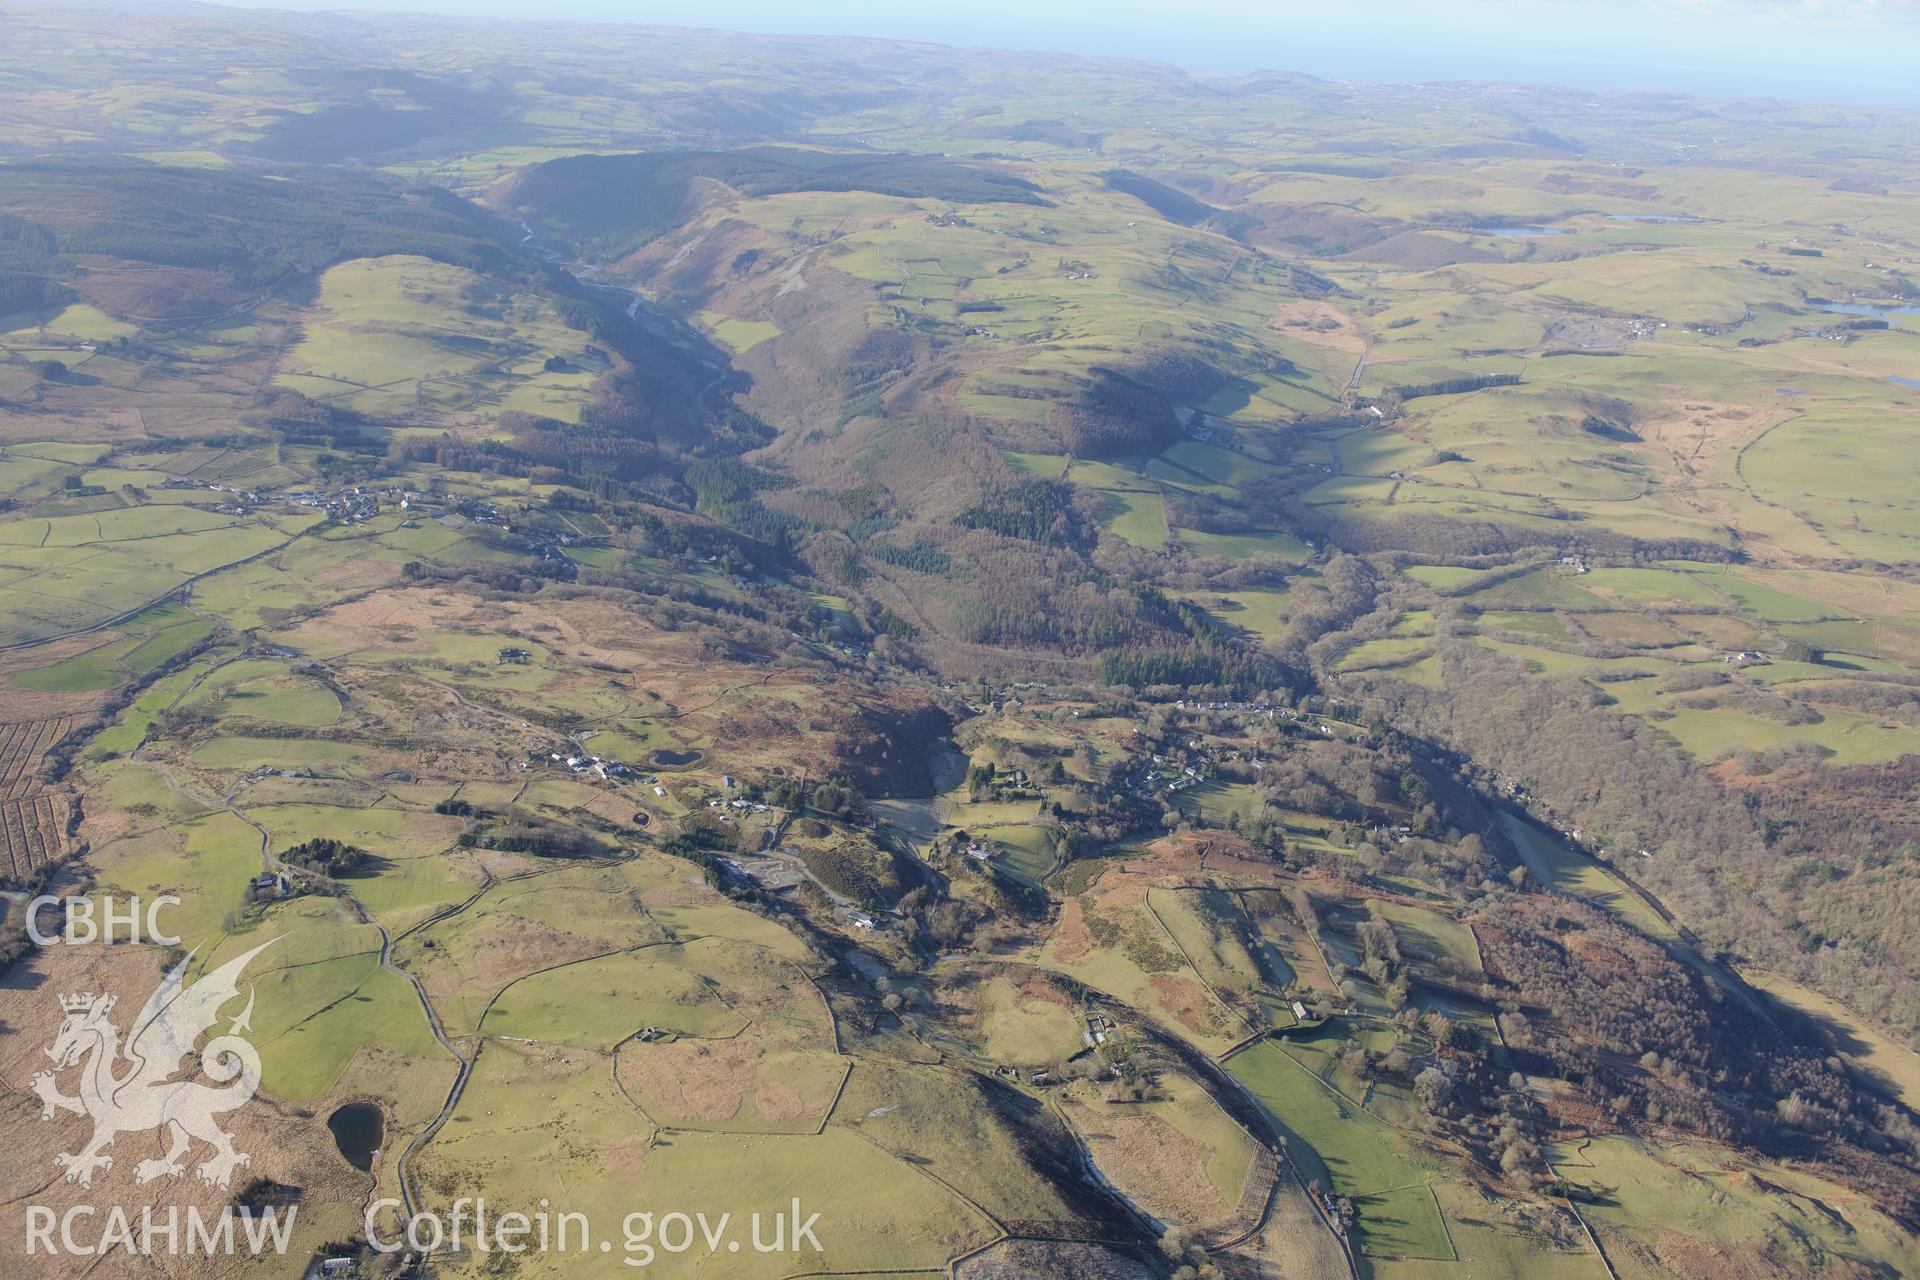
[30, 939, 275, 1189]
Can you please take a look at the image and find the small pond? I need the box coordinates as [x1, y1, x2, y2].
[650, 747, 704, 768]
[327, 1103, 384, 1172]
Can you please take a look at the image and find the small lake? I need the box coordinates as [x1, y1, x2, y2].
[1483, 225, 1569, 237]
[650, 747, 704, 768]
[1821, 302, 1920, 321]
[1608, 213, 1701, 224]
[1893, 376, 1920, 391]
[327, 1103, 383, 1172]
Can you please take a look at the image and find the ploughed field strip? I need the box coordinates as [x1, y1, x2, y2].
[0, 716, 68, 799]
[0, 716, 69, 875]
[0, 791, 65, 878]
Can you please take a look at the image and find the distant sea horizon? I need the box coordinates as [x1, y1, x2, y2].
[212, 0, 1920, 111]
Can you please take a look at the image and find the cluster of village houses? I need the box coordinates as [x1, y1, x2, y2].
[171, 477, 591, 582]
[544, 750, 636, 782]
[281, 484, 390, 522]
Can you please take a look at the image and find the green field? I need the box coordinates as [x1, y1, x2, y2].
[278, 255, 603, 423]
[1229, 1040, 1453, 1260]
[0, 507, 300, 648]
[977, 974, 1087, 1063]
[698, 310, 783, 352]
[1150, 886, 1296, 1027]
[1497, 812, 1674, 938]
[486, 947, 749, 1048]
[1746, 971, 1920, 1113]
[980, 823, 1058, 887]
[1374, 901, 1481, 972]
[1098, 487, 1168, 549]
[1550, 1135, 1920, 1278]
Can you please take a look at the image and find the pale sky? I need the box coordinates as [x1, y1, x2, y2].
[219, 0, 1920, 106]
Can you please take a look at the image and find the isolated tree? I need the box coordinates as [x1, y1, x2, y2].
[1414, 1066, 1453, 1112]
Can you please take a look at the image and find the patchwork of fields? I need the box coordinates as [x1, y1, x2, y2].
[1, 10, 1919, 1280]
